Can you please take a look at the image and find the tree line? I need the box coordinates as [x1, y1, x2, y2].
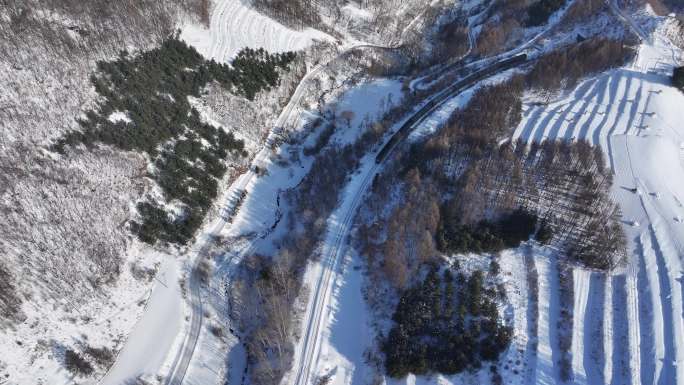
[251, 0, 321, 29]
[527, 38, 635, 94]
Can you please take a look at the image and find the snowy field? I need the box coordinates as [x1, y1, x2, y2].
[511, 15, 684, 385]
[180, 0, 332, 63]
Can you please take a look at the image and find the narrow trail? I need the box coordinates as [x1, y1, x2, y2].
[571, 269, 588, 385]
[602, 275, 614, 384]
[524, 245, 541, 385]
[574, 271, 606, 385]
[625, 263, 642, 385]
[637, 234, 658, 385]
[535, 253, 562, 385]
[610, 274, 631, 385]
[647, 221, 684, 385]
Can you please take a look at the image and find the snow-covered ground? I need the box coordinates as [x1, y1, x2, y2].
[100, 258, 184, 385]
[511, 13, 684, 385]
[180, 0, 332, 63]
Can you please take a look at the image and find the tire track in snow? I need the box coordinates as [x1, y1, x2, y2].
[601, 71, 633, 170]
[524, 245, 540, 385]
[610, 274, 631, 385]
[571, 269, 589, 384]
[636, 233, 658, 385]
[625, 264, 642, 385]
[535, 252, 562, 385]
[603, 276, 614, 384]
[638, 230, 670, 385]
[601, 275, 614, 384]
[647, 222, 684, 385]
[573, 270, 606, 385]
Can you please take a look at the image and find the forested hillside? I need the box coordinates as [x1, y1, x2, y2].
[0, 0, 303, 382]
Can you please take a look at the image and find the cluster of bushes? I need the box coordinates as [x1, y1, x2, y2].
[0, 263, 24, 323]
[427, 136, 624, 270]
[52, 37, 296, 245]
[674, 66, 684, 92]
[303, 121, 335, 157]
[64, 349, 94, 376]
[384, 267, 511, 377]
[208, 47, 296, 100]
[475, 17, 523, 57]
[527, 0, 566, 26]
[527, 38, 635, 92]
[63, 345, 114, 377]
[432, 20, 470, 63]
[437, 208, 541, 255]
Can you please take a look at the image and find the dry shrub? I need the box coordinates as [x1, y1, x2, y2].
[64, 348, 94, 376]
[561, 0, 607, 24]
[199, 0, 211, 26]
[475, 18, 523, 57]
[527, 38, 635, 92]
[0, 263, 24, 324]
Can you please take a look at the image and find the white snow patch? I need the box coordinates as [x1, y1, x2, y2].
[180, 0, 332, 63]
[512, 18, 684, 385]
[100, 258, 183, 385]
[108, 110, 132, 124]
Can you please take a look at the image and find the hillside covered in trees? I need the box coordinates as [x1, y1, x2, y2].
[54, 37, 296, 245]
[354, 37, 631, 380]
[384, 267, 511, 378]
